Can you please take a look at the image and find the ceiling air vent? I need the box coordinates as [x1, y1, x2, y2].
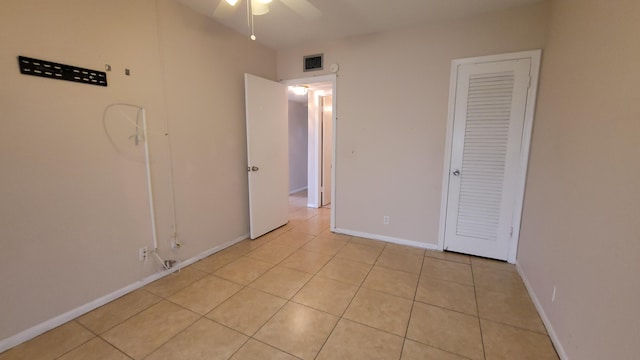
[303, 54, 323, 72]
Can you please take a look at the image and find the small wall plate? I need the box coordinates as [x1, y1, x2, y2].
[330, 64, 339, 73]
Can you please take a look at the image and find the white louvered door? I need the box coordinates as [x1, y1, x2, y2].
[444, 58, 532, 261]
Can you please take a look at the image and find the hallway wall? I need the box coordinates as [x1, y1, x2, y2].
[288, 100, 308, 193]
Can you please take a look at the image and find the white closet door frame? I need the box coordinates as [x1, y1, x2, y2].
[437, 50, 542, 263]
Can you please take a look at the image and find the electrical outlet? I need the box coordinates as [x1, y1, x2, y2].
[138, 247, 147, 261]
[552, 285, 557, 302]
[383, 216, 390, 225]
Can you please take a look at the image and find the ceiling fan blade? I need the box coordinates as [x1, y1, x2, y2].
[280, 0, 322, 20]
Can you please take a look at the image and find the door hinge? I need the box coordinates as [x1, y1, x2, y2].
[527, 76, 532, 89]
[510, 226, 514, 238]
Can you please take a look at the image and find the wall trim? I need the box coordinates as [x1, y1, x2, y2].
[289, 186, 308, 195]
[0, 233, 249, 353]
[334, 228, 439, 250]
[516, 262, 569, 360]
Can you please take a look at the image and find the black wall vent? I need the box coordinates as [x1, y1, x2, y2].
[303, 54, 323, 72]
[18, 56, 107, 87]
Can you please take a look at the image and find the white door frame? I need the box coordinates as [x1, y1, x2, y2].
[282, 74, 337, 231]
[437, 50, 542, 263]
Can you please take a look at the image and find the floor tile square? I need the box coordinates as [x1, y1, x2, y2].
[243, 233, 277, 249]
[401, 339, 467, 360]
[102, 301, 199, 359]
[344, 288, 413, 336]
[481, 319, 559, 360]
[57, 338, 129, 360]
[269, 231, 316, 249]
[246, 243, 297, 264]
[145, 318, 247, 360]
[317, 258, 372, 286]
[407, 302, 484, 360]
[0, 322, 94, 360]
[77, 290, 161, 334]
[384, 243, 426, 256]
[289, 207, 319, 221]
[472, 266, 526, 293]
[248, 265, 312, 299]
[301, 237, 347, 256]
[416, 276, 477, 315]
[214, 256, 273, 285]
[421, 257, 473, 286]
[424, 250, 471, 264]
[293, 276, 359, 316]
[254, 302, 338, 359]
[231, 339, 298, 360]
[290, 220, 325, 236]
[376, 249, 423, 274]
[316, 319, 404, 360]
[280, 249, 332, 274]
[476, 287, 546, 333]
[144, 267, 208, 298]
[335, 243, 383, 264]
[206, 287, 286, 336]
[362, 266, 419, 300]
[168, 275, 242, 315]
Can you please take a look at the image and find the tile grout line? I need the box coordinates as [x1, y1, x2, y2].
[311, 240, 386, 359]
[471, 262, 488, 360]
[219, 226, 336, 359]
[398, 247, 427, 360]
[50, 322, 97, 360]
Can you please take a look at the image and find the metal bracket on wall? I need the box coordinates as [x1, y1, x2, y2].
[17, 56, 107, 87]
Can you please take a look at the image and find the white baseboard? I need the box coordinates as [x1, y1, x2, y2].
[0, 233, 249, 353]
[333, 228, 439, 251]
[289, 186, 308, 195]
[516, 262, 569, 360]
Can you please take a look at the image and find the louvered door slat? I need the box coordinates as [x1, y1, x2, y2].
[455, 71, 515, 241]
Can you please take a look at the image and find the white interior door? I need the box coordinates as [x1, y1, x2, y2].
[443, 56, 535, 261]
[245, 73, 289, 239]
[321, 95, 333, 207]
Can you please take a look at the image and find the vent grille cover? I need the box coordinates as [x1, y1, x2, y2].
[303, 54, 323, 72]
[18, 56, 107, 87]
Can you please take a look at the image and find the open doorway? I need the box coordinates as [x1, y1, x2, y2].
[284, 75, 337, 229]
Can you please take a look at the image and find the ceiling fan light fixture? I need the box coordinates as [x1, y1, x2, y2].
[251, 0, 270, 15]
[225, 0, 239, 6]
[288, 86, 309, 96]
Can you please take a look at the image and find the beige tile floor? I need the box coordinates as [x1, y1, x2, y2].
[0, 192, 559, 360]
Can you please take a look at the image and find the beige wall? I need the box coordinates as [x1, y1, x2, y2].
[278, 2, 550, 245]
[0, 0, 275, 341]
[518, 0, 640, 358]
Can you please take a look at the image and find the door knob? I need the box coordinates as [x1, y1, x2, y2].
[251, 166, 259, 172]
[452, 169, 461, 176]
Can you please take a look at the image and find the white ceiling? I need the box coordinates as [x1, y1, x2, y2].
[176, 0, 542, 50]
